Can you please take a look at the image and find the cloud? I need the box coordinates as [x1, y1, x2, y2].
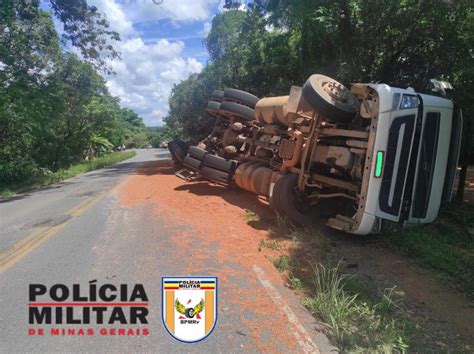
[90, 0, 136, 37]
[106, 38, 203, 126]
[87, 0, 212, 126]
[121, 0, 217, 24]
[199, 21, 212, 37]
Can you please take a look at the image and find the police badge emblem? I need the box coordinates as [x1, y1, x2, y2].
[162, 277, 217, 343]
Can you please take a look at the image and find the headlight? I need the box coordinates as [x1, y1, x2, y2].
[400, 95, 419, 110]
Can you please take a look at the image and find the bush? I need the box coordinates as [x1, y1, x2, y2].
[0, 159, 42, 184]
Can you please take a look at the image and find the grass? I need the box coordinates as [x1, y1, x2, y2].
[384, 202, 474, 295]
[268, 215, 294, 237]
[291, 225, 331, 252]
[264, 201, 473, 351]
[265, 216, 412, 351]
[288, 275, 303, 290]
[243, 209, 260, 222]
[303, 262, 410, 352]
[259, 238, 280, 250]
[0, 151, 136, 199]
[271, 255, 297, 272]
[1, 188, 13, 199]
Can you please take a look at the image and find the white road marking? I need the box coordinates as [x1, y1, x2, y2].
[253, 265, 320, 354]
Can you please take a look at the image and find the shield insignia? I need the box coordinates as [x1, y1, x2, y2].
[162, 276, 217, 343]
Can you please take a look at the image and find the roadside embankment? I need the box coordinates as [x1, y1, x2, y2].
[0, 151, 136, 200]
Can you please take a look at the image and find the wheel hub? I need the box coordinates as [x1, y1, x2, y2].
[323, 81, 349, 103]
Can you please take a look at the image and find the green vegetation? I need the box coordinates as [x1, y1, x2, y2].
[303, 263, 409, 352]
[272, 255, 297, 272]
[1, 188, 13, 200]
[147, 126, 175, 148]
[291, 225, 331, 252]
[268, 215, 293, 237]
[0, 151, 135, 199]
[266, 203, 474, 351]
[266, 217, 413, 351]
[288, 275, 303, 290]
[384, 203, 474, 295]
[243, 209, 260, 222]
[259, 238, 280, 250]
[0, 1, 149, 187]
[165, 1, 473, 156]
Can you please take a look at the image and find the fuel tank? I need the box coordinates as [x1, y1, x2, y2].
[234, 161, 273, 196]
[255, 96, 290, 126]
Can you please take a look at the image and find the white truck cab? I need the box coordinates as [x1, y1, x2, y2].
[353, 84, 462, 234]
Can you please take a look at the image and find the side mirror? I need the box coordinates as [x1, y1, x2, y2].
[429, 79, 454, 97]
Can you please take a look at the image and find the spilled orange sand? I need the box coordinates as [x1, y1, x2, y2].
[116, 160, 318, 352]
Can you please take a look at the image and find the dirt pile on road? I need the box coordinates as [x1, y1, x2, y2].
[117, 159, 328, 352]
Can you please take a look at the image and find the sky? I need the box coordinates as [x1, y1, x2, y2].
[84, 0, 236, 127]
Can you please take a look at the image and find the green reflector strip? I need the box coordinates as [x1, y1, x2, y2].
[375, 151, 384, 177]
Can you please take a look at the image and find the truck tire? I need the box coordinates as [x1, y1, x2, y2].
[302, 74, 359, 123]
[183, 155, 202, 171]
[168, 141, 185, 164]
[174, 138, 189, 154]
[206, 101, 221, 115]
[220, 101, 255, 122]
[269, 179, 285, 215]
[211, 90, 224, 102]
[223, 88, 259, 108]
[269, 193, 281, 215]
[201, 166, 230, 182]
[188, 146, 207, 160]
[203, 154, 236, 173]
[272, 173, 318, 225]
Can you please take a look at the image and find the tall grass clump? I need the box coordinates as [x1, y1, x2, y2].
[303, 262, 409, 352]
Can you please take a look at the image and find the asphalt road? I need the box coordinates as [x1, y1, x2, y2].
[0, 149, 333, 353]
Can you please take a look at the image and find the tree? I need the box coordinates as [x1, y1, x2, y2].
[0, 0, 119, 74]
[0, 3, 62, 182]
[265, 0, 472, 88]
[223, 1, 243, 10]
[165, 9, 272, 141]
[166, 0, 473, 173]
[31, 53, 113, 168]
[0, 1, 148, 185]
[165, 72, 218, 143]
[106, 108, 149, 149]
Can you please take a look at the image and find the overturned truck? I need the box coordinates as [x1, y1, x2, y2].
[168, 75, 462, 235]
